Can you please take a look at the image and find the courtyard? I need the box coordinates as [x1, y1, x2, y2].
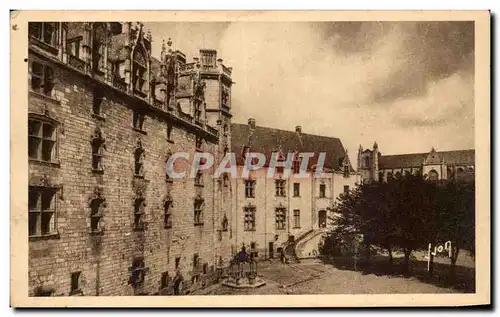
[192, 253, 475, 295]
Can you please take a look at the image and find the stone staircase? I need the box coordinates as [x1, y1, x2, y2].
[282, 229, 315, 263]
[295, 229, 326, 259]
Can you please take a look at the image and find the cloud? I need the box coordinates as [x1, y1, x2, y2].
[149, 21, 475, 162]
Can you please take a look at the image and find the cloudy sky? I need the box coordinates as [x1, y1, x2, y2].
[146, 21, 474, 165]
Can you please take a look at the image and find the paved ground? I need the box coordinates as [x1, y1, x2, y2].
[193, 255, 474, 295]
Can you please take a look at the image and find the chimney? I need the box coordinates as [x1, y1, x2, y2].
[295, 125, 302, 134]
[248, 118, 256, 130]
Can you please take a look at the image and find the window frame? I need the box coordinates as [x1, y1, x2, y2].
[29, 186, 58, 238]
[30, 61, 55, 97]
[133, 194, 147, 231]
[244, 180, 255, 198]
[293, 209, 300, 229]
[28, 116, 59, 164]
[29, 22, 59, 48]
[243, 206, 256, 231]
[70, 271, 82, 295]
[293, 183, 300, 197]
[319, 184, 326, 198]
[275, 180, 286, 197]
[132, 47, 148, 96]
[343, 185, 350, 195]
[275, 207, 286, 230]
[194, 198, 204, 226]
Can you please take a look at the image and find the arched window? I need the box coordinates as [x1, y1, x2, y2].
[428, 169, 439, 181]
[456, 167, 465, 181]
[133, 46, 148, 96]
[364, 156, 370, 168]
[92, 23, 106, 74]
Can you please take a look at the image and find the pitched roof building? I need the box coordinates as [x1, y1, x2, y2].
[228, 119, 360, 261]
[231, 120, 355, 172]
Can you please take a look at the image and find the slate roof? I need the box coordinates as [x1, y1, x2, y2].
[230, 123, 352, 171]
[379, 149, 475, 169]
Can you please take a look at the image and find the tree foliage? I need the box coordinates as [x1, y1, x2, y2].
[321, 174, 475, 273]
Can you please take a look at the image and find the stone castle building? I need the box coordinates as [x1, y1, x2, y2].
[358, 143, 475, 183]
[229, 120, 361, 261]
[27, 21, 361, 297]
[28, 21, 233, 296]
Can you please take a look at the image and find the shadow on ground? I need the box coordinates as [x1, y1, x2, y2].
[324, 255, 475, 293]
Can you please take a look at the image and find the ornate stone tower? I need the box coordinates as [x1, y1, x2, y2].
[192, 49, 234, 264]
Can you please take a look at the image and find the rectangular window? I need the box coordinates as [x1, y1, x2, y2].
[67, 37, 82, 58]
[70, 272, 82, 295]
[30, 62, 55, 96]
[275, 207, 286, 230]
[133, 62, 147, 94]
[92, 88, 104, 116]
[194, 171, 203, 186]
[29, 187, 57, 237]
[29, 22, 59, 47]
[275, 180, 286, 197]
[133, 111, 145, 131]
[293, 183, 300, 197]
[131, 257, 146, 292]
[244, 180, 255, 198]
[244, 206, 256, 231]
[293, 210, 300, 228]
[344, 185, 350, 195]
[319, 184, 326, 198]
[163, 201, 172, 229]
[91, 129, 105, 173]
[175, 257, 181, 270]
[29, 118, 58, 162]
[160, 272, 169, 290]
[133, 195, 146, 230]
[194, 200, 203, 225]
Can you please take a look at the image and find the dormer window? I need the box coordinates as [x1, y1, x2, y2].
[29, 22, 59, 48]
[92, 23, 106, 74]
[133, 47, 148, 96]
[194, 100, 203, 123]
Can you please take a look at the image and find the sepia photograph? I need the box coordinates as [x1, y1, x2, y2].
[10, 10, 490, 307]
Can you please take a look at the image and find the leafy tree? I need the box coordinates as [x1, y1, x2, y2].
[434, 179, 475, 276]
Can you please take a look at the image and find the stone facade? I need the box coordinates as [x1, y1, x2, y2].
[229, 121, 361, 260]
[358, 143, 475, 184]
[28, 22, 233, 296]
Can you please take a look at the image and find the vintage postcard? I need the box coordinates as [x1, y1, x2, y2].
[10, 10, 490, 307]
